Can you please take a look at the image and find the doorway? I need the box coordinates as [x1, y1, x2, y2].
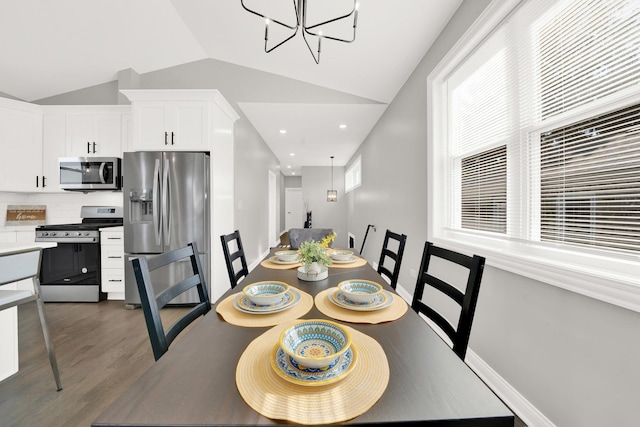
[285, 188, 304, 231]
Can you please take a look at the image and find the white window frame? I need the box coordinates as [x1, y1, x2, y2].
[345, 155, 362, 193]
[427, 0, 640, 313]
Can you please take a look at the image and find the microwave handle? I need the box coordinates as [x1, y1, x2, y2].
[153, 159, 161, 246]
[99, 162, 107, 184]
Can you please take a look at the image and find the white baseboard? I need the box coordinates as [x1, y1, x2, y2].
[465, 349, 556, 427]
[397, 281, 554, 427]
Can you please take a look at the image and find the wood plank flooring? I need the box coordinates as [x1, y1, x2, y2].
[0, 300, 527, 427]
[0, 300, 196, 427]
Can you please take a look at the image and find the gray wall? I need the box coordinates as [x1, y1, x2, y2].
[346, 1, 640, 426]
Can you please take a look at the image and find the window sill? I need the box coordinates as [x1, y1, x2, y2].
[433, 230, 640, 313]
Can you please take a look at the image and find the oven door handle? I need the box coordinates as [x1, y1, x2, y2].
[153, 159, 161, 246]
[162, 158, 171, 246]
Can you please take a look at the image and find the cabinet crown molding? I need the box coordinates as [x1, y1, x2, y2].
[120, 89, 239, 122]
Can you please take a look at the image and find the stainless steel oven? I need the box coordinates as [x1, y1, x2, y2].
[35, 206, 123, 302]
[59, 157, 121, 191]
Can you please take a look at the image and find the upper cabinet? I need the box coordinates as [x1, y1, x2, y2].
[0, 100, 43, 192]
[66, 112, 123, 157]
[121, 90, 239, 152]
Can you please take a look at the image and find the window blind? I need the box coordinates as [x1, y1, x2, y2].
[444, 0, 640, 255]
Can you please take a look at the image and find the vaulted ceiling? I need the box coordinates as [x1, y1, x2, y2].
[0, 0, 462, 174]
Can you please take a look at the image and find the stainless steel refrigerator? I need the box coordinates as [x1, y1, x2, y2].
[123, 151, 210, 306]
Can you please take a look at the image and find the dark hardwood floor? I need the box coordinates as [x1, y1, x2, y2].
[0, 299, 527, 427]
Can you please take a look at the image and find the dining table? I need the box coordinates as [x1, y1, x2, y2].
[92, 248, 515, 426]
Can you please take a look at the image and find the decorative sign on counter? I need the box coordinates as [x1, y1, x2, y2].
[6, 205, 46, 226]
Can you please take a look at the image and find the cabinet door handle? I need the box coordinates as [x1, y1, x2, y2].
[108, 279, 123, 282]
[92, 142, 96, 153]
[36, 176, 39, 188]
[171, 131, 175, 145]
[87, 142, 91, 153]
[42, 176, 46, 188]
[108, 256, 123, 259]
[107, 237, 122, 240]
[164, 131, 168, 145]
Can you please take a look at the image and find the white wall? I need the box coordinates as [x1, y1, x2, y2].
[345, 1, 640, 426]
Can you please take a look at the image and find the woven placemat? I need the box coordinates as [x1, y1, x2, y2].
[329, 256, 368, 269]
[260, 259, 302, 270]
[314, 287, 408, 324]
[236, 322, 389, 425]
[216, 288, 313, 327]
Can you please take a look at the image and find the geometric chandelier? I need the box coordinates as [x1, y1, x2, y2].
[240, 0, 359, 64]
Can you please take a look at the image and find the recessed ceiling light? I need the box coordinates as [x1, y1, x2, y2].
[280, 129, 287, 134]
[339, 124, 347, 129]
[291, 172, 296, 175]
[287, 165, 291, 169]
[290, 153, 295, 156]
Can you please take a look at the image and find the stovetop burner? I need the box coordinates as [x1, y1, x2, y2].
[35, 206, 123, 243]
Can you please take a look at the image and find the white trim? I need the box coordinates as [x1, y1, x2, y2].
[466, 349, 556, 427]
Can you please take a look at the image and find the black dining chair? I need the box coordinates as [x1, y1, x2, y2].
[376, 229, 407, 290]
[132, 242, 211, 361]
[0, 247, 62, 391]
[220, 230, 249, 289]
[288, 228, 335, 250]
[411, 241, 485, 361]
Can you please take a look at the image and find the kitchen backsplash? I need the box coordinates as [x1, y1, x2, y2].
[0, 192, 123, 228]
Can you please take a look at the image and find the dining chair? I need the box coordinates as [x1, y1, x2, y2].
[411, 241, 485, 360]
[288, 228, 335, 250]
[220, 230, 249, 289]
[131, 242, 211, 361]
[376, 229, 407, 290]
[0, 247, 62, 391]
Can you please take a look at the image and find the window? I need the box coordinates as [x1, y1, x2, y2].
[345, 155, 361, 193]
[429, 0, 640, 311]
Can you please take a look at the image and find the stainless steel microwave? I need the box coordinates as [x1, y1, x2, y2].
[59, 157, 121, 191]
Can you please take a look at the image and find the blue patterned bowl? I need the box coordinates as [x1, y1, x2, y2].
[279, 319, 352, 369]
[331, 250, 353, 261]
[275, 250, 299, 262]
[242, 281, 289, 306]
[338, 279, 383, 304]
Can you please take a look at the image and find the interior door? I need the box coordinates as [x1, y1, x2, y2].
[285, 188, 304, 231]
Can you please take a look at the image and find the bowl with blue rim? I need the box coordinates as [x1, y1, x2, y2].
[337, 279, 384, 305]
[279, 319, 352, 370]
[242, 281, 290, 306]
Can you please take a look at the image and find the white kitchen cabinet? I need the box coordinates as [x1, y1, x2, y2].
[121, 90, 238, 152]
[41, 113, 67, 192]
[100, 228, 124, 299]
[0, 101, 43, 192]
[65, 108, 128, 157]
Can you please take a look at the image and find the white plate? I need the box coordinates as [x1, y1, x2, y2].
[329, 288, 394, 312]
[268, 256, 300, 265]
[234, 289, 301, 314]
[330, 256, 359, 264]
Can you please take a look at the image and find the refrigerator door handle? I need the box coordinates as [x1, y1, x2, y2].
[153, 159, 162, 246]
[163, 158, 172, 246]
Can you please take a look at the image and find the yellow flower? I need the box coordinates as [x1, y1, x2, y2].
[319, 231, 337, 248]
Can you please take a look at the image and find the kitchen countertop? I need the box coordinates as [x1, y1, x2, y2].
[0, 241, 56, 254]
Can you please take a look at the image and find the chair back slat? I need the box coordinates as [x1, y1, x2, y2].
[132, 242, 211, 361]
[376, 230, 407, 289]
[220, 230, 249, 289]
[411, 241, 485, 360]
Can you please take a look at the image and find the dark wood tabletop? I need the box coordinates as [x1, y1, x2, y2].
[93, 249, 514, 426]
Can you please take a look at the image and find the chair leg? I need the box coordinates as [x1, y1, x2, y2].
[33, 279, 62, 391]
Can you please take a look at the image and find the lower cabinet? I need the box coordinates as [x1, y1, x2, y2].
[100, 228, 124, 300]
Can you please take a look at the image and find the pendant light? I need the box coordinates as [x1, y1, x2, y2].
[327, 156, 337, 202]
